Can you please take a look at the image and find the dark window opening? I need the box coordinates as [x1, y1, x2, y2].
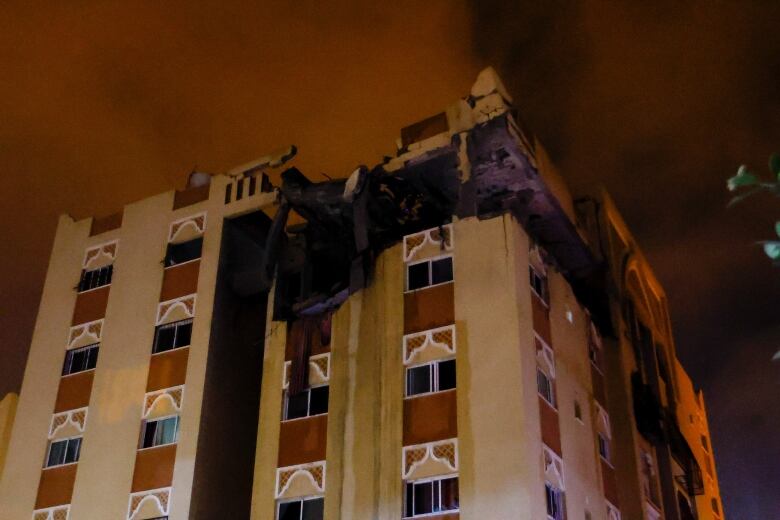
[45, 437, 81, 467]
[406, 256, 453, 291]
[598, 433, 611, 462]
[277, 497, 324, 520]
[529, 266, 548, 303]
[140, 416, 179, 448]
[164, 237, 203, 267]
[537, 369, 555, 408]
[62, 344, 99, 376]
[283, 385, 329, 421]
[152, 319, 193, 354]
[406, 359, 456, 397]
[78, 264, 113, 292]
[404, 476, 459, 518]
[545, 482, 565, 520]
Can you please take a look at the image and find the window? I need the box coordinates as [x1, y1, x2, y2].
[62, 344, 99, 375]
[45, 437, 81, 467]
[153, 319, 193, 354]
[277, 497, 324, 520]
[529, 266, 548, 303]
[598, 433, 611, 462]
[404, 476, 459, 518]
[164, 237, 203, 267]
[283, 386, 329, 421]
[545, 482, 565, 520]
[537, 368, 555, 407]
[405, 359, 456, 397]
[78, 264, 113, 292]
[574, 400, 583, 422]
[140, 416, 179, 448]
[406, 256, 453, 291]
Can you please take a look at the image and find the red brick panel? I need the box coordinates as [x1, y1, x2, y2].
[35, 464, 77, 509]
[71, 286, 110, 326]
[159, 260, 200, 302]
[277, 414, 328, 467]
[89, 211, 123, 236]
[131, 444, 177, 492]
[404, 283, 454, 335]
[146, 347, 190, 392]
[531, 294, 551, 346]
[601, 459, 619, 507]
[403, 389, 458, 446]
[54, 371, 94, 413]
[539, 397, 562, 456]
[592, 365, 607, 406]
[173, 184, 210, 210]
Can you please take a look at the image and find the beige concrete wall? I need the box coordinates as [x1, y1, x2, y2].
[0, 392, 18, 483]
[547, 269, 605, 518]
[453, 214, 546, 518]
[69, 191, 172, 519]
[0, 214, 88, 519]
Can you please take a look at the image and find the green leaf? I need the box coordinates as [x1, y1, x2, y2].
[770, 153, 780, 178]
[727, 165, 758, 191]
[762, 241, 780, 260]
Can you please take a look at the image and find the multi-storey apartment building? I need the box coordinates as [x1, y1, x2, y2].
[0, 68, 723, 520]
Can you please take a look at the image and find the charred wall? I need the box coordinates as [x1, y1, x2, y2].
[190, 211, 271, 519]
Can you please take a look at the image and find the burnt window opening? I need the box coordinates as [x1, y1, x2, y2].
[164, 237, 203, 267]
[283, 385, 329, 421]
[78, 264, 113, 292]
[406, 256, 453, 291]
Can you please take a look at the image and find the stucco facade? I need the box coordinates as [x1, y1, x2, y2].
[0, 69, 724, 520]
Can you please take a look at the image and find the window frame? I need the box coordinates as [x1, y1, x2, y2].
[77, 264, 113, 293]
[544, 481, 565, 520]
[276, 495, 325, 520]
[404, 358, 456, 398]
[282, 384, 330, 422]
[405, 254, 454, 292]
[139, 414, 180, 450]
[44, 436, 82, 468]
[403, 474, 459, 518]
[61, 343, 99, 376]
[537, 368, 556, 408]
[529, 266, 549, 305]
[598, 432, 611, 464]
[152, 318, 193, 354]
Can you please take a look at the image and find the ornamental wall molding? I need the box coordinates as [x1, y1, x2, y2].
[402, 438, 458, 480]
[535, 335, 556, 378]
[543, 444, 565, 491]
[276, 461, 326, 498]
[402, 325, 456, 366]
[32, 505, 69, 520]
[49, 408, 88, 439]
[67, 319, 103, 349]
[168, 212, 206, 243]
[143, 386, 184, 418]
[283, 353, 330, 389]
[127, 487, 171, 520]
[156, 295, 196, 325]
[403, 224, 453, 263]
[83, 240, 118, 269]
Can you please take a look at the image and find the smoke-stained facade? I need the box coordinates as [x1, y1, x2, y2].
[0, 69, 723, 520]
